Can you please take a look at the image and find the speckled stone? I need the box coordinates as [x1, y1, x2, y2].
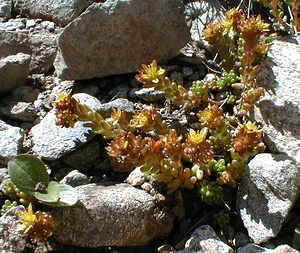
[237, 153, 300, 244]
[255, 35, 300, 162]
[53, 183, 174, 247]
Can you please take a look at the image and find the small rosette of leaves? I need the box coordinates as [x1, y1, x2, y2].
[210, 70, 242, 91]
[0, 199, 18, 216]
[129, 106, 169, 135]
[199, 180, 223, 204]
[233, 121, 263, 156]
[214, 210, 230, 227]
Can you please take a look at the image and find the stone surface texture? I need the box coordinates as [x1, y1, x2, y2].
[54, 0, 190, 80]
[30, 93, 102, 160]
[237, 153, 300, 244]
[0, 53, 31, 94]
[237, 243, 299, 253]
[0, 120, 23, 165]
[53, 183, 174, 247]
[185, 0, 224, 41]
[0, 0, 11, 17]
[0, 29, 59, 73]
[0, 101, 36, 122]
[255, 35, 300, 163]
[13, 0, 94, 26]
[174, 225, 234, 253]
[0, 206, 27, 253]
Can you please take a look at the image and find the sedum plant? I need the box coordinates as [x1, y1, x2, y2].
[51, 9, 266, 205]
[256, 0, 300, 34]
[52, 64, 263, 203]
[18, 203, 53, 244]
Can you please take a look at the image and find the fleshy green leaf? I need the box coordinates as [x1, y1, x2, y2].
[8, 154, 50, 195]
[34, 181, 60, 203]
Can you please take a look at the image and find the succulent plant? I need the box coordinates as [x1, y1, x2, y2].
[18, 203, 53, 243]
[214, 210, 230, 227]
[0, 199, 18, 216]
[256, 0, 300, 34]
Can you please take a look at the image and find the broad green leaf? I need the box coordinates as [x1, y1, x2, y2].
[34, 181, 60, 203]
[8, 154, 50, 195]
[44, 184, 78, 207]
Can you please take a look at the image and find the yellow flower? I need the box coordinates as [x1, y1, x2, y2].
[130, 114, 148, 129]
[197, 105, 224, 129]
[187, 128, 208, 144]
[244, 121, 263, 132]
[136, 60, 165, 84]
[18, 203, 36, 234]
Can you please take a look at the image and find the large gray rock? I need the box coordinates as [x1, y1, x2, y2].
[0, 206, 27, 253]
[237, 153, 300, 244]
[0, 53, 30, 94]
[237, 244, 299, 253]
[0, 120, 23, 165]
[13, 0, 94, 26]
[0, 30, 59, 74]
[0, 0, 12, 17]
[54, 0, 190, 80]
[30, 93, 102, 160]
[173, 225, 234, 253]
[255, 35, 300, 163]
[53, 183, 174, 247]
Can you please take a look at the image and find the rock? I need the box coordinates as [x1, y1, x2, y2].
[237, 243, 299, 253]
[59, 169, 89, 187]
[97, 98, 135, 118]
[185, 0, 224, 42]
[0, 53, 30, 94]
[255, 35, 300, 163]
[0, 102, 36, 122]
[0, 0, 11, 18]
[0, 120, 23, 165]
[0, 85, 39, 103]
[0, 19, 25, 30]
[13, 0, 94, 26]
[0, 206, 27, 253]
[53, 183, 174, 247]
[30, 93, 102, 160]
[126, 166, 146, 186]
[233, 232, 251, 248]
[135, 88, 165, 102]
[237, 153, 300, 244]
[173, 225, 234, 253]
[25, 19, 36, 28]
[0, 30, 59, 73]
[54, 0, 190, 80]
[61, 139, 101, 171]
[41, 21, 55, 32]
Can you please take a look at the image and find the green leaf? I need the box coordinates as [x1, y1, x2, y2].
[34, 181, 60, 203]
[55, 184, 78, 206]
[8, 154, 50, 195]
[39, 184, 78, 207]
